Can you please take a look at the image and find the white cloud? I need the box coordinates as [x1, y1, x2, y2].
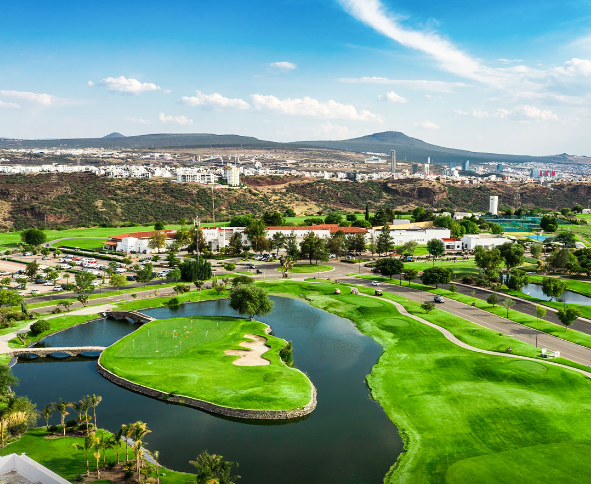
[269, 61, 297, 70]
[454, 106, 558, 121]
[94, 76, 161, 94]
[277, 122, 357, 140]
[417, 120, 441, 129]
[181, 90, 250, 110]
[0, 100, 20, 109]
[497, 58, 523, 64]
[158, 113, 193, 125]
[124, 117, 151, 124]
[250, 94, 382, 121]
[338, 77, 468, 93]
[378, 91, 407, 103]
[0, 90, 56, 106]
[87, 81, 95, 87]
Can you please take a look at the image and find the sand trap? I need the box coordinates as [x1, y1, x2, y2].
[225, 334, 271, 366]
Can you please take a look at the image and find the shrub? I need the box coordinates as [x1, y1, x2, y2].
[166, 297, 180, 308]
[48, 424, 59, 432]
[232, 275, 254, 286]
[65, 419, 77, 428]
[462, 275, 475, 284]
[279, 341, 294, 367]
[30, 320, 50, 336]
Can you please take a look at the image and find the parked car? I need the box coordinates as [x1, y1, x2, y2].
[115, 268, 126, 274]
[434, 296, 445, 303]
[53, 286, 63, 292]
[24, 252, 33, 256]
[43, 281, 54, 286]
[371, 268, 381, 273]
[42, 256, 51, 260]
[30, 289, 40, 295]
[371, 281, 381, 286]
[59, 264, 70, 269]
[126, 275, 137, 281]
[246, 264, 255, 269]
[35, 278, 47, 284]
[256, 269, 263, 274]
[91, 281, 100, 286]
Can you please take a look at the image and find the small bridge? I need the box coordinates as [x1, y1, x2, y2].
[8, 346, 106, 358]
[104, 310, 156, 323]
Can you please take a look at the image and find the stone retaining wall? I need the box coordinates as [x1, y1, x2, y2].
[96, 360, 317, 420]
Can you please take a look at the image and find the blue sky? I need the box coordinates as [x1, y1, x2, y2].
[1, 0, 591, 155]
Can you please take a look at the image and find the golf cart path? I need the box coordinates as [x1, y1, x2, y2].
[371, 295, 591, 379]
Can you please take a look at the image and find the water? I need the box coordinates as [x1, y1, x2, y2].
[528, 235, 548, 241]
[12, 297, 403, 484]
[522, 283, 591, 305]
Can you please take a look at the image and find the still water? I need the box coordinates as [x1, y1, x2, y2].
[13, 297, 403, 484]
[521, 283, 591, 305]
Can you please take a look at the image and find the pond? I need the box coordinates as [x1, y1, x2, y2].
[12, 297, 403, 484]
[521, 283, 591, 305]
[528, 235, 548, 242]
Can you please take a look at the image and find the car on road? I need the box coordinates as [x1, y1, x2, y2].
[246, 264, 255, 269]
[42, 256, 51, 260]
[53, 286, 63, 292]
[256, 269, 263, 274]
[434, 295, 445, 303]
[371, 281, 381, 286]
[24, 252, 33, 256]
[35, 279, 47, 284]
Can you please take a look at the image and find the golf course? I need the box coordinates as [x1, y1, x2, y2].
[99, 316, 314, 411]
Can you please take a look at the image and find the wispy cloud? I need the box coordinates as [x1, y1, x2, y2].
[0, 89, 56, 106]
[250, 94, 382, 121]
[181, 90, 250, 110]
[455, 105, 558, 121]
[378, 91, 407, 103]
[124, 116, 151, 124]
[338, 77, 469, 93]
[269, 61, 297, 71]
[417, 120, 441, 129]
[158, 113, 193, 125]
[92, 76, 161, 94]
[0, 100, 20, 109]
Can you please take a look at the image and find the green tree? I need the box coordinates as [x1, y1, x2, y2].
[20, 228, 47, 246]
[376, 229, 393, 256]
[73, 434, 96, 477]
[190, 450, 241, 484]
[136, 262, 155, 285]
[229, 285, 274, 320]
[40, 247, 51, 257]
[224, 262, 236, 272]
[535, 305, 547, 330]
[245, 219, 269, 253]
[228, 232, 244, 256]
[557, 306, 580, 331]
[506, 269, 529, 291]
[541, 277, 567, 301]
[499, 242, 525, 273]
[324, 212, 343, 224]
[73, 272, 95, 307]
[401, 241, 418, 257]
[25, 260, 39, 279]
[154, 222, 165, 230]
[271, 232, 286, 254]
[530, 244, 543, 259]
[420, 267, 452, 288]
[0, 365, 18, 396]
[421, 301, 435, 313]
[540, 215, 558, 232]
[168, 268, 181, 282]
[42, 404, 52, 431]
[166, 252, 181, 268]
[500, 298, 516, 318]
[487, 292, 499, 306]
[284, 208, 296, 217]
[262, 211, 286, 226]
[51, 398, 72, 436]
[299, 232, 328, 264]
[490, 223, 504, 235]
[402, 268, 418, 285]
[285, 233, 300, 259]
[348, 232, 366, 255]
[426, 238, 445, 266]
[375, 257, 404, 280]
[554, 232, 577, 247]
[179, 259, 212, 283]
[365, 204, 370, 221]
[327, 231, 347, 257]
[148, 231, 168, 253]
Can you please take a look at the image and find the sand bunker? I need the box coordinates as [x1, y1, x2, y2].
[225, 334, 271, 366]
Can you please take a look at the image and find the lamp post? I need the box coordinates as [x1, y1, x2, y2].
[193, 215, 200, 262]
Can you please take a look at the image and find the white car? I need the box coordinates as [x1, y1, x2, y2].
[30, 289, 40, 294]
[53, 286, 63, 292]
[371, 281, 381, 286]
[91, 281, 100, 286]
[115, 268, 126, 274]
[43, 281, 54, 286]
[59, 264, 70, 269]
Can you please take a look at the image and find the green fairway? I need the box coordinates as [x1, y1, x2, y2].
[402, 258, 480, 277]
[54, 237, 108, 249]
[100, 316, 312, 411]
[255, 281, 591, 484]
[0, 428, 190, 484]
[277, 263, 334, 273]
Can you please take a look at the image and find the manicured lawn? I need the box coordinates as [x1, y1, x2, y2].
[276, 263, 333, 274]
[257, 282, 591, 484]
[100, 316, 312, 411]
[54, 238, 108, 249]
[8, 314, 99, 348]
[402, 258, 480, 277]
[0, 428, 191, 484]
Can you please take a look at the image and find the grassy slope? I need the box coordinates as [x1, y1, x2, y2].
[0, 428, 191, 484]
[100, 316, 312, 411]
[257, 281, 591, 484]
[278, 263, 333, 274]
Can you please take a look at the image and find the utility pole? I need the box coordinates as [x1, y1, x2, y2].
[193, 215, 200, 262]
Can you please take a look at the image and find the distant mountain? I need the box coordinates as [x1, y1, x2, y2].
[295, 131, 567, 165]
[0, 130, 583, 165]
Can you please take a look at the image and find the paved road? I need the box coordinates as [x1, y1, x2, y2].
[343, 276, 591, 368]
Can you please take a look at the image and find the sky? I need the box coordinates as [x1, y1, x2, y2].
[1, 0, 591, 155]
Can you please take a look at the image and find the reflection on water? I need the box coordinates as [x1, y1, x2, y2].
[13, 297, 403, 484]
[521, 283, 591, 305]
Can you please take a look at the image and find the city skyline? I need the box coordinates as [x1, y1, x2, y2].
[2, 0, 591, 155]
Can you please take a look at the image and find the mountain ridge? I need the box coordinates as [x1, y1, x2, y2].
[0, 130, 584, 165]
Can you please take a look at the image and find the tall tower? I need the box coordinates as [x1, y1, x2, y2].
[489, 196, 499, 215]
[391, 150, 396, 173]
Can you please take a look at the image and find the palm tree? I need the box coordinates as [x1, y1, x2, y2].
[114, 428, 124, 465]
[122, 423, 134, 462]
[132, 421, 151, 443]
[132, 439, 144, 480]
[73, 434, 95, 476]
[42, 404, 52, 431]
[190, 451, 240, 484]
[93, 449, 101, 479]
[89, 394, 102, 429]
[51, 398, 72, 436]
[151, 450, 161, 484]
[71, 401, 87, 432]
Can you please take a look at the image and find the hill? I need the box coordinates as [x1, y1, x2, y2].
[103, 132, 125, 138]
[296, 131, 569, 165]
[0, 174, 590, 230]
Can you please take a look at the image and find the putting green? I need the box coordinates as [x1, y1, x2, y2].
[277, 263, 334, 274]
[100, 316, 313, 411]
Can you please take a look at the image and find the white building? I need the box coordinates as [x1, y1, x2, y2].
[177, 170, 218, 184]
[105, 230, 177, 254]
[224, 165, 240, 186]
[0, 453, 69, 484]
[462, 234, 511, 250]
[442, 238, 463, 251]
[489, 196, 499, 215]
[372, 225, 451, 245]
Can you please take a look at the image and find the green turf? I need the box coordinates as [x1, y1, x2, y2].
[54, 238, 108, 249]
[256, 282, 591, 484]
[276, 263, 333, 274]
[100, 316, 312, 411]
[0, 428, 191, 484]
[402, 258, 481, 277]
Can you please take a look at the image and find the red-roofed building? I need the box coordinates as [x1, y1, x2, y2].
[105, 230, 177, 254]
[442, 238, 462, 251]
